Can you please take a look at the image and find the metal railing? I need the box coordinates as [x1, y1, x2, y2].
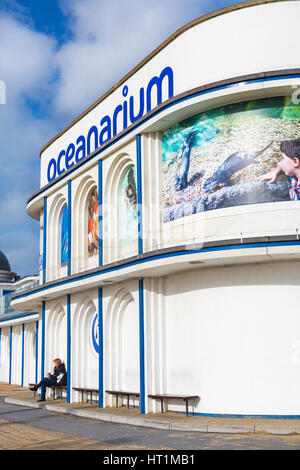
[0, 279, 40, 317]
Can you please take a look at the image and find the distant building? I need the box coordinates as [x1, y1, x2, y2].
[0, 250, 39, 385]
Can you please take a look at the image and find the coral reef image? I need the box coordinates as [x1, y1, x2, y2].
[162, 97, 300, 223]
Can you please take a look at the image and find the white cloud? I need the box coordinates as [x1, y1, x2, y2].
[0, 13, 58, 276]
[53, 0, 212, 116]
[0, 14, 57, 101]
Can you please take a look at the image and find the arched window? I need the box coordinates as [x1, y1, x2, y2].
[60, 204, 69, 267]
[87, 187, 99, 258]
[119, 165, 138, 245]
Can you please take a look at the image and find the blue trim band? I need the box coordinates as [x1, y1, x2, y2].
[41, 301, 45, 379]
[9, 326, 12, 384]
[98, 160, 103, 266]
[12, 239, 300, 302]
[68, 181, 72, 276]
[98, 287, 103, 408]
[21, 323, 25, 387]
[35, 320, 39, 384]
[43, 197, 47, 284]
[136, 135, 143, 255]
[67, 294, 71, 403]
[27, 73, 300, 206]
[0, 312, 38, 324]
[169, 410, 300, 420]
[139, 278, 145, 414]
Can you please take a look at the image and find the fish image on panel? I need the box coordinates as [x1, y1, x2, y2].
[61, 205, 69, 266]
[88, 188, 99, 257]
[120, 166, 138, 244]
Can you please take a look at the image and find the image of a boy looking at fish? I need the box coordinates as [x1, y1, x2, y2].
[258, 139, 300, 200]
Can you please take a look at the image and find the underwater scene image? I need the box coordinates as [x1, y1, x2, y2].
[88, 188, 99, 257]
[162, 96, 300, 222]
[61, 205, 69, 266]
[119, 165, 138, 244]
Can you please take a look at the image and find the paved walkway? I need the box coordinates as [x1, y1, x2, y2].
[2, 383, 300, 436]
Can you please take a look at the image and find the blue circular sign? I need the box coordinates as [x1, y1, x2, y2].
[92, 314, 99, 354]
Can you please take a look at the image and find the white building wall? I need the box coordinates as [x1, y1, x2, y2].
[165, 260, 300, 415]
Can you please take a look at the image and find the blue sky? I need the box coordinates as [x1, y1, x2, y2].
[0, 0, 242, 277]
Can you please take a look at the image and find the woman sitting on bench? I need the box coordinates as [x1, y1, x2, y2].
[30, 358, 67, 402]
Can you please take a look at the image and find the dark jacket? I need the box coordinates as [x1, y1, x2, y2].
[50, 363, 67, 384]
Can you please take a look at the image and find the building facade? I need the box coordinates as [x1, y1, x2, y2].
[0, 251, 39, 387]
[11, 0, 300, 416]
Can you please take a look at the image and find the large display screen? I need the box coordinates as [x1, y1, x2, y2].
[162, 97, 300, 223]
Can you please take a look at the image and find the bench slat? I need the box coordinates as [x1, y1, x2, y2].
[148, 394, 199, 399]
[73, 387, 98, 392]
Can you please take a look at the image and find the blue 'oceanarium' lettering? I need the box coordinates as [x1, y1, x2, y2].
[47, 66, 174, 182]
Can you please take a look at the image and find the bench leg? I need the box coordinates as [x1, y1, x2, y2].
[127, 395, 130, 409]
[161, 398, 164, 413]
[116, 394, 119, 408]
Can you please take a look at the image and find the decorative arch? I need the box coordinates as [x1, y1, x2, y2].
[104, 153, 138, 264]
[104, 287, 139, 405]
[45, 303, 67, 377]
[73, 176, 98, 273]
[47, 193, 68, 281]
[72, 296, 98, 399]
[24, 323, 36, 385]
[11, 325, 22, 385]
[0, 327, 10, 382]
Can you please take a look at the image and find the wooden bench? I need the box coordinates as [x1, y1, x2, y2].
[28, 383, 67, 400]
[50, 385, 67, 399]
[73, 387, 99, 404]
[106, 390, 140, 409]
[148, 394, 200, 416]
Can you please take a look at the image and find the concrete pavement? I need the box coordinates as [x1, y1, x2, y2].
[1, 383, 300, 436]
